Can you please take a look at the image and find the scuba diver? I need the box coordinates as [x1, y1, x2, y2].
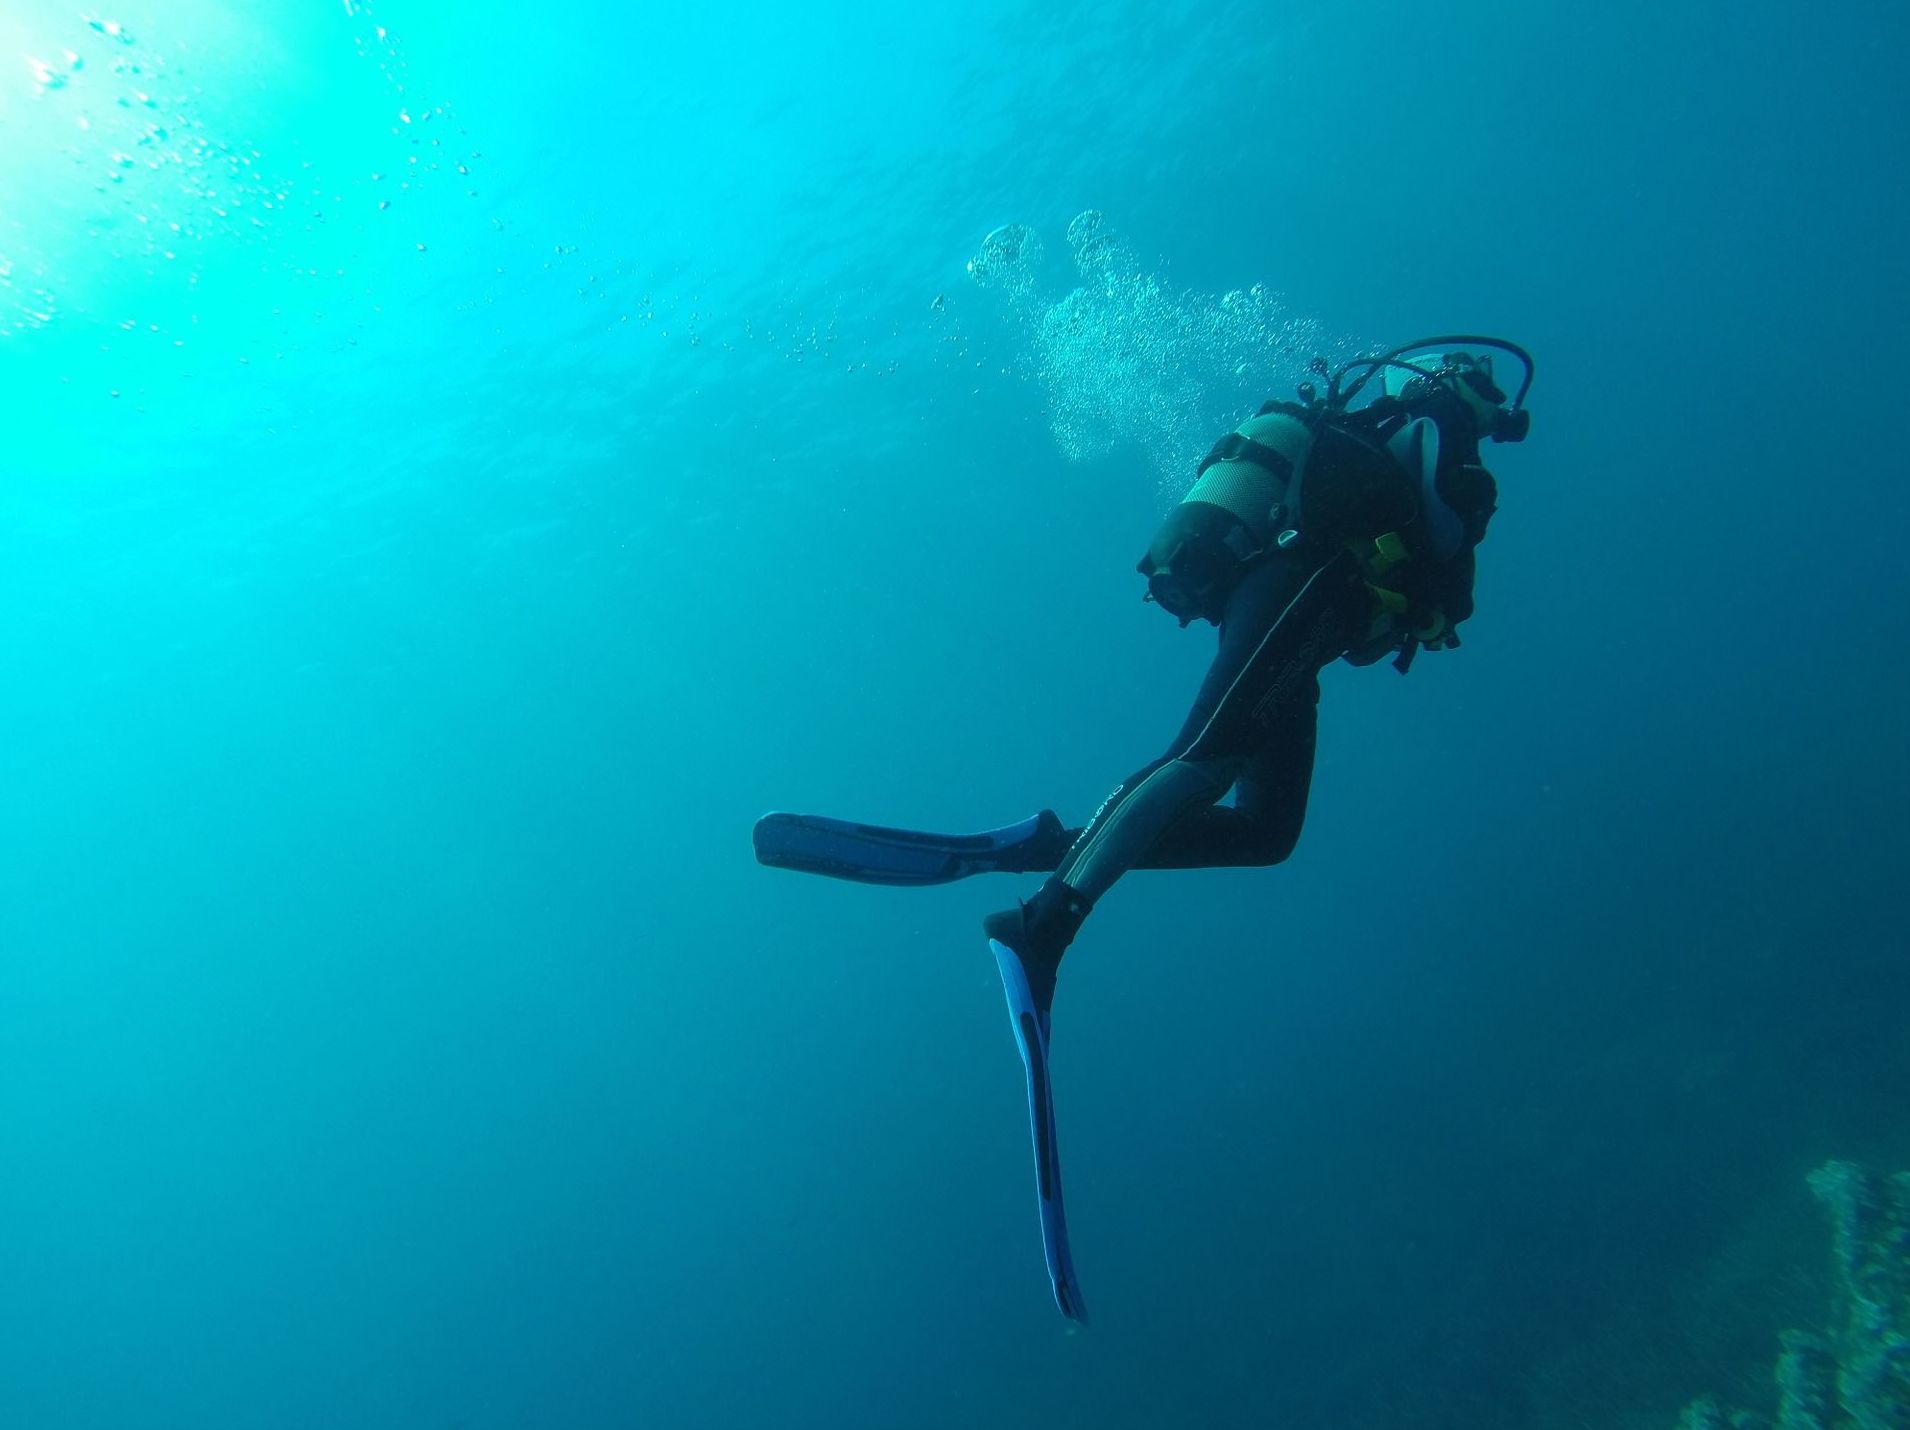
[755, 336, 1535, 1323]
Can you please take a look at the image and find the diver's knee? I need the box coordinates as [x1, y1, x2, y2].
[1173, 755, 1236, 804]
[1250, 834, 1300, 867]
[1243, 819, 1303, 867]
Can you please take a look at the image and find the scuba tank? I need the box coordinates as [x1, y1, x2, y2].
[1138, 335, 1533, 632]
[1137, 408, 1316, 626]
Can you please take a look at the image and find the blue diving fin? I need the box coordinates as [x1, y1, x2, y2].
[989, 936, 1088, 1324]
[753, 810, 1067, 887]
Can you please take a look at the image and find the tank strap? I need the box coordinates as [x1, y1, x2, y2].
[1195, 430, 1296, 482]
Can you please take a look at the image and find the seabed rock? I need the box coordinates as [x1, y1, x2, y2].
[1679, 1162, 1910, 1430]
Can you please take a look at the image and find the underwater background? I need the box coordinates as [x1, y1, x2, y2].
[3, 1, 1908, 1427]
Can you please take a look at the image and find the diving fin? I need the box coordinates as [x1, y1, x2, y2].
[753, 810, 1068, 887]
[990, 935, 1088, 1324]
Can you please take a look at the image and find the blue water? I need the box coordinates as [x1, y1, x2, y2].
[3, 2, 1907, 1426]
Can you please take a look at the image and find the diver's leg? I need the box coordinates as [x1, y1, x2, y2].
[1125, 688, 1320, 870]
[985, 551, 1359, 999]
[1055, 552, 1350, 901]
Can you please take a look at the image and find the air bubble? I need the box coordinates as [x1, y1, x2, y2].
[966, 223, 1042, 303]
[969, 212, 1327, 481]
[28, 57, 68, 92]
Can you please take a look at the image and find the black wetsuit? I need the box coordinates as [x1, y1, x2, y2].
[1043, 548, 1369, 901]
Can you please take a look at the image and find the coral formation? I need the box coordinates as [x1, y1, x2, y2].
[1678, 1161, 1910, 1430]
